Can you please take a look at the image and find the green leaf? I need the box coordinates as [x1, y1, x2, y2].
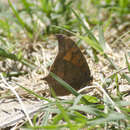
[83, 95, 100, 103]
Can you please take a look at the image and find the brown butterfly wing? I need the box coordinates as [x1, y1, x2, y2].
[44, 34, 92, 96]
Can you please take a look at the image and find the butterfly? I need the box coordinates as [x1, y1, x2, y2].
[43, 34, 92, 96]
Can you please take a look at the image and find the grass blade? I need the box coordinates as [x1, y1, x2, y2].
[50, 72, 80, 96]
[8, 0, 33, 34]
[72, 9, 99, 44]
[0, 48, 36, 69]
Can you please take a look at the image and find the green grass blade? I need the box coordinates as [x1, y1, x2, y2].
[0, 19, 11, 37]
[50, 72, 80, 96]
[8, 0, 33, 34]
[17, 84, 52, 103]
[20, 0, 32, 16]
[122, 74, 130, 84]
[52, 114, 63, 125]
[72, 9, 99, 44]
[78, 35, 104, 54]
[55, 100, 71, 127]
[70, 105, 102, 116]
[125, 53, 130, 72]
[0, 48, 36, 69]
[40, 0, 52, 15]
[41, 111, 50, 126]
[88, 112, 126, 126]
[103, 53, 117, 69]
[0, 48, 17, 60]
[98, 24, 107, 51]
